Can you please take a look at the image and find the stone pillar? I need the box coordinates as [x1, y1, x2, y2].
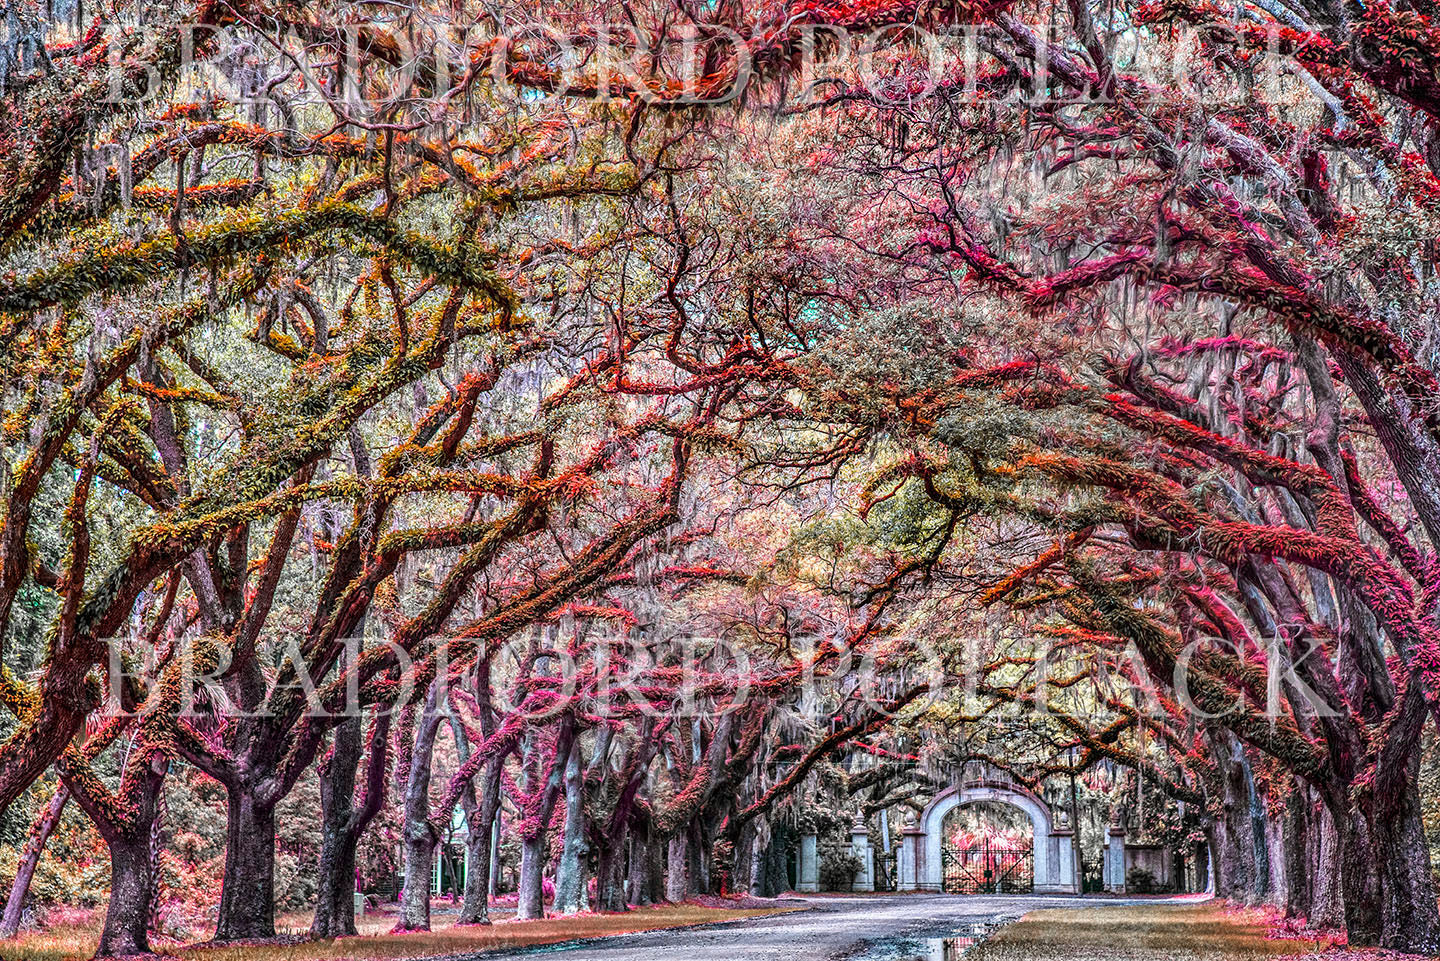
[1104, 825, 1127, 893]
[850, 817, 875, 893]
[796, 832, 819, 893]
[899, 827, 925, 891]
[1047, 828, 1078, 893]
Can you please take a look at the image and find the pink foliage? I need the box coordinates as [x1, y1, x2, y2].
[947, 822, 1030, 851]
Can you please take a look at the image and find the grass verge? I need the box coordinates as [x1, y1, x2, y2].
[2, 902, 798, 961]
[967, 902, 1335, 961]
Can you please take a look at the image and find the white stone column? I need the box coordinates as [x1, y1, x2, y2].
[1042, 829, 1077, 893]
[1032, 823, 1050, 891]
[851, 817, 875, 892]
[1105, 825, 1127, 893]
[797, 832, 819, 892]
[899, 827, 925, 891]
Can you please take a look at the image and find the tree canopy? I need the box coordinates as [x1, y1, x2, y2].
[6, 0, 1440, 954]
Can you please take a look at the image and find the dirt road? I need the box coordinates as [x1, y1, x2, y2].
[452, 893, 1197, 961]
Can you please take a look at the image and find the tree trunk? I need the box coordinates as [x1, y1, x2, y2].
[1281, 788, 1310, 920]
[1248, 782, 1270, 905]
[1371, 774, 1440, 952]
[397, 824, 438, 931]
[395, 686, 446, 933]
[449, 659, 505, 927]
[460, 749, 512, 922]
[594, 832, 627, 912]
[1331, 770, 1440, 951]
[1265, 803, 1289, 911]
[491, 815, 501, 897]
[732, 820, 755, 897]
[690, 819, 710, 895]
[586, 727, 648, 914]
[517, 834, 548, 920]
[97, 834, 155, 958]
[458, 808, 495, 924]
[458, 763, 502, 924]
[0, 782, 68, 939]
[58, 749, 167, 954]
[311, 715, 363, 940]
[648, 837, 665, 904]
[627, 818, 654, 907]
[311, 666, 390, 940]
[1217, 742, 1257, 902]
[1310, 800, 1345, 930]
[1337, 800, 1384, 947]
[1203, 821, 1223, 898]
[1219, 811, 1250, 901]
[747, 820, 769, 898]
[310, 824, 360, 940]
[666, 832, 689, 903]
[552, 742, 589, 915]
[215, 786, 277, 941]
[595, 793, 638, 914]
[515, 720, 573, 921]
[763, 823, 792, 896]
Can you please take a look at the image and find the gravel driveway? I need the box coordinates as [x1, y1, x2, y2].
[453, 893, 1198, 961]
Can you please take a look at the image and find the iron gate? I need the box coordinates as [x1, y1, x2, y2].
[942, 839, 1034, 894]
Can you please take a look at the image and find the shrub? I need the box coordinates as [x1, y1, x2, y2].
[819, 850, 863, 891]
[1127, 867, 1168, 894]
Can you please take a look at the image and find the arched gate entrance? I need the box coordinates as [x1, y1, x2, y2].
[940, 802, 1035, 893]
[898, 778, 1078, 894]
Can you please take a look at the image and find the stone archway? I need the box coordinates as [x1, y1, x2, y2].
[898, 780, 1079, 893]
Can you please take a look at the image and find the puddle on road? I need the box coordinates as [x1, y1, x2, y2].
[852, 920, 1004, 961]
